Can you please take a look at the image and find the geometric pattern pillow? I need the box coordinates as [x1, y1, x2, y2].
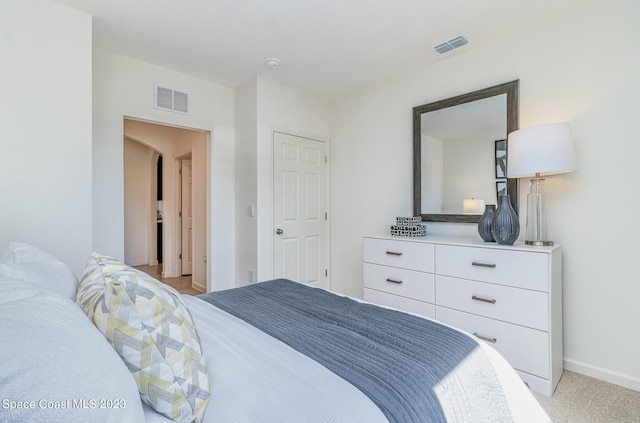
[76, 252, 210, 423]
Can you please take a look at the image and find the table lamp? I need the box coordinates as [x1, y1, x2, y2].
[507, 123, 577, 246]
[463, 198, 485, 215]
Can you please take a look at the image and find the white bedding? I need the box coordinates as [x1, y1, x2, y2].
[0, 278, 145, 423]
[187, 295, 388, 423]
[144, 293, 550, 423]
[0, 245, 550, 423]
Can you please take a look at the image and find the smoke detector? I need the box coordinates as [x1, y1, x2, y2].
[265, 58, 280, 69]
[433, 35, 469, 54]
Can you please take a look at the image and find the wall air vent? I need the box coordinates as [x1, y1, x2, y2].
[154, 84, 190, 114]
[433, 35, 469, 54]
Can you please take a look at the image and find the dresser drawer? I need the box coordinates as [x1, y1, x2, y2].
[435, 244, 549, 291]
[363, 238, 434, 272]
[435, 275, 548, 331]
[364, 288, 435, 319]
[364, 263, 434, 303]
[436, 306, 549, 379]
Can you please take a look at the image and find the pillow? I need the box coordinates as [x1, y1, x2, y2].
[0, 242, 78, 299]
[0, 279, 145, 422]
[0, 241, 61, 263]
[76, 253, 209, 423]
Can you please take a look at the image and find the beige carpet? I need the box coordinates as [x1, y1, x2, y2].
[533, 371, 640, 422]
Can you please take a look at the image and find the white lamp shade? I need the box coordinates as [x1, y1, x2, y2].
[507, 123, 577, 178]
[463, 198, 485, 214]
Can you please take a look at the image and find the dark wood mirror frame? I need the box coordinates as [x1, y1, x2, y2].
[413, 80, 519, 223]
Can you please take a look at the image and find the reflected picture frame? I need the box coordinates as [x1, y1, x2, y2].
[495, 139, 507, 179]
[496, 180, 507, 198]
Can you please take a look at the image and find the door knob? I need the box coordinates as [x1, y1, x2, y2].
[275, 228, 284, 235]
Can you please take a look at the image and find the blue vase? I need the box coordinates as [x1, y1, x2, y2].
[491, 195, 519, 245]
[478, 204, 496, 242]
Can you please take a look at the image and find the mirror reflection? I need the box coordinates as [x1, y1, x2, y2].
[421, 94, 506, 214]
[413, 80, 519, 223]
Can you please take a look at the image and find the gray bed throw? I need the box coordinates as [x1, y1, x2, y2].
[198, 279, 514, 422]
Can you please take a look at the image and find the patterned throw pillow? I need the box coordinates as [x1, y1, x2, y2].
[76, 253, 209, 423]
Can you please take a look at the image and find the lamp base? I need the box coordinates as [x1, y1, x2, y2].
[524, 177, 555, 247]
[525, 240, 554, 246]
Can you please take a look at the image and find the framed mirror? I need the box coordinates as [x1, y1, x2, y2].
[413, 80, 519, 223]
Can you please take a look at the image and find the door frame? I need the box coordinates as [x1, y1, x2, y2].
[178, 155, 193, 276]
[271, 130, 332, 289]
[123, 117, 208, 289]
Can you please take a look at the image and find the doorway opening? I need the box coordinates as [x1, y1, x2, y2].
[123, 118, 208, 292]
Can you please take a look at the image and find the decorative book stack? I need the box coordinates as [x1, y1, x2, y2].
[390, 216, 426, 237]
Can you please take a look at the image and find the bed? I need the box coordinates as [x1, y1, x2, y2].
[0, 243, 550, 423]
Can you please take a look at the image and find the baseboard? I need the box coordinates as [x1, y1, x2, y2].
[564, 358, 640, 392]
[192, 281, 206, 293]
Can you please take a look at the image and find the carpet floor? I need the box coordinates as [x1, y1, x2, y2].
[533, 371, 640, 422]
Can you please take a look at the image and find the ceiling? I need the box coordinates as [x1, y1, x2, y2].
[52, 0, 580, 100]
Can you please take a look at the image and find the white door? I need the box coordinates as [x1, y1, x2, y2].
[180, 158, 193, 276]
[273, 132, 328, 288]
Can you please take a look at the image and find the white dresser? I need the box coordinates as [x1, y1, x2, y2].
[363, 234, 563, 396]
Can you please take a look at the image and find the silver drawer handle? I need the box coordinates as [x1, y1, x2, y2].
[386, 251, 403, 256]
[473, 333, 497, 344]
[472, 261, 496, 268]
[386, 278, 403, 285]
[472, 295, 497, 304]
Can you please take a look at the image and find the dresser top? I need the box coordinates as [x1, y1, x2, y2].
[364, 234, 561, 253]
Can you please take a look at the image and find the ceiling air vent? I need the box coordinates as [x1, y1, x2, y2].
[433, 35, 469, 55]
[433, 42, 454, 54]
[154, 84, 190, 114]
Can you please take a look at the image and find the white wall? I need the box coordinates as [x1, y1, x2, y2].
[234, 79, 259, 286]
[93, 49, 235, 292]
[331, 0, 640, 390]
[123, 138, 153, 265]
[0, 0, 92, 275]
[235, 76, 332, 285]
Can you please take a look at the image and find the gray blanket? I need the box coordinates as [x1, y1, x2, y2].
[198, 279, 514, 422]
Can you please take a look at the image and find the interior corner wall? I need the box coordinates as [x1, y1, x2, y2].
[234, 76, 331, 286]
[92, 49, 235, 292]
[0, 0, 92, 276]
[234, 78, 259, 287]
[331, 0, 640, 390]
